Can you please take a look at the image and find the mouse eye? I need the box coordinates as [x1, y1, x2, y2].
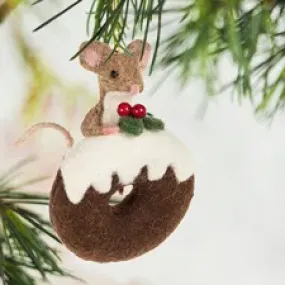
[110, 70, 119, 78]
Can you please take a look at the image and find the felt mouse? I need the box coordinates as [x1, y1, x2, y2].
[17, 39, 195, 263]
[79, 39, 152, 137]
[16, 40, 151, 146]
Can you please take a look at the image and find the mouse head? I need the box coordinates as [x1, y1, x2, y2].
[79, 40, 151, 96]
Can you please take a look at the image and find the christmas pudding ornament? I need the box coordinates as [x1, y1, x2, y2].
[50, 131, 195, 263]
[16, 39, 195, 263]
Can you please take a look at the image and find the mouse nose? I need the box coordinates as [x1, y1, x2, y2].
[130, 84, 140, 96]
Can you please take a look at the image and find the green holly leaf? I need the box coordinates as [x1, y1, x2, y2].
[119, 116, 144, 136]
[143, 116, 165, 131]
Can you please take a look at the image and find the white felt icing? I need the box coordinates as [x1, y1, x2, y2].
[109, 185, 133, 205]
[102, 91, 133, 126]
[60, 130, 195, 204]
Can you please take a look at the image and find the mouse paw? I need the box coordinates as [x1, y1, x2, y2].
[102, 126, 120, 135]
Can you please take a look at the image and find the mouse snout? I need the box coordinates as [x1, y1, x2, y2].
[130, 84, 140, 96]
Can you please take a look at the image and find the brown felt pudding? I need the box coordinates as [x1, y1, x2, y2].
[49, 130, 195, 262]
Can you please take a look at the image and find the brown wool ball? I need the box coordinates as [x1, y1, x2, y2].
[49, 131, 195, 263]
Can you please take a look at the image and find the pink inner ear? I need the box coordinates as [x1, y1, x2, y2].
[84, 49, 101, 68]
[128, 40, 152, 70]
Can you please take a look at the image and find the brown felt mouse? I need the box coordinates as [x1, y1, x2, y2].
[79, 40, 151, 136]
[16, 39, 151, 146]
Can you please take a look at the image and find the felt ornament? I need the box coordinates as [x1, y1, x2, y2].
[118, 116, 144, 136]
[117, 102, 165, 136]
[16, 39, 195, 263]
[143, 116, 165, 131]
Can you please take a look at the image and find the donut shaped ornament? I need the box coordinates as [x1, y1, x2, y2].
[49, 129, 195, 263]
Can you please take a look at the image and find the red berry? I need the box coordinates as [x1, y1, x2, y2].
[117, 102, 132, 116]
[132, 104, 147, 118]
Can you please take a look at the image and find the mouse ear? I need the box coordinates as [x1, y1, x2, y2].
[127, 40, 152, 70]
[79, 41, 112, 72]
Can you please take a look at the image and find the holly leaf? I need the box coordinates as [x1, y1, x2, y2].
[119, 117, 144, 136]
[143, 116, 165, 131]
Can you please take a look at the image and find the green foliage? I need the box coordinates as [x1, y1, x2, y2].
[119, 114, 165, 135]
[119, 116, 144, 136]
[20, 0, 285, 117]
[0, 157, 77, 285]
[0, 0, 22, 23]
[143, 116, 165, 130]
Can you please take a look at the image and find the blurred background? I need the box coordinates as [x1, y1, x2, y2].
[1, 1, 285, 285]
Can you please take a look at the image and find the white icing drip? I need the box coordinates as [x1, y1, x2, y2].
[109, 185, 133, 205]
[102, 91, 133, 127]
[60, 130, 195, 204]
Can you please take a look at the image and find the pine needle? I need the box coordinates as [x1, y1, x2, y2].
[33, 0, 83, 32]
[29, 0, 285, 118]
[0, 158, 77, 284]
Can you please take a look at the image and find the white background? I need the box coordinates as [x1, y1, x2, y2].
[1, 1, 285, 285]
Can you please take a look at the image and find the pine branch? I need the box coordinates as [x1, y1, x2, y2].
[14, 0, 285, 117]
[0, 158, 78, 285]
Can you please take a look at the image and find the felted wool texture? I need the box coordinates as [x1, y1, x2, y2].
[79, 40, 151, 137]
[142, 116, 164, 130]
[81, 102, 104, 137]
[49, 166, 194, 263]
[97, 52, 144, 93]
[119, 117, 144, 136]
[60, 130, 195, 204]
[79, 41, 150, 94]
[102, 91, 133, 127]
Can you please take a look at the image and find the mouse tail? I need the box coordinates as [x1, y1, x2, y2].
[15, 122, 74, 148]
